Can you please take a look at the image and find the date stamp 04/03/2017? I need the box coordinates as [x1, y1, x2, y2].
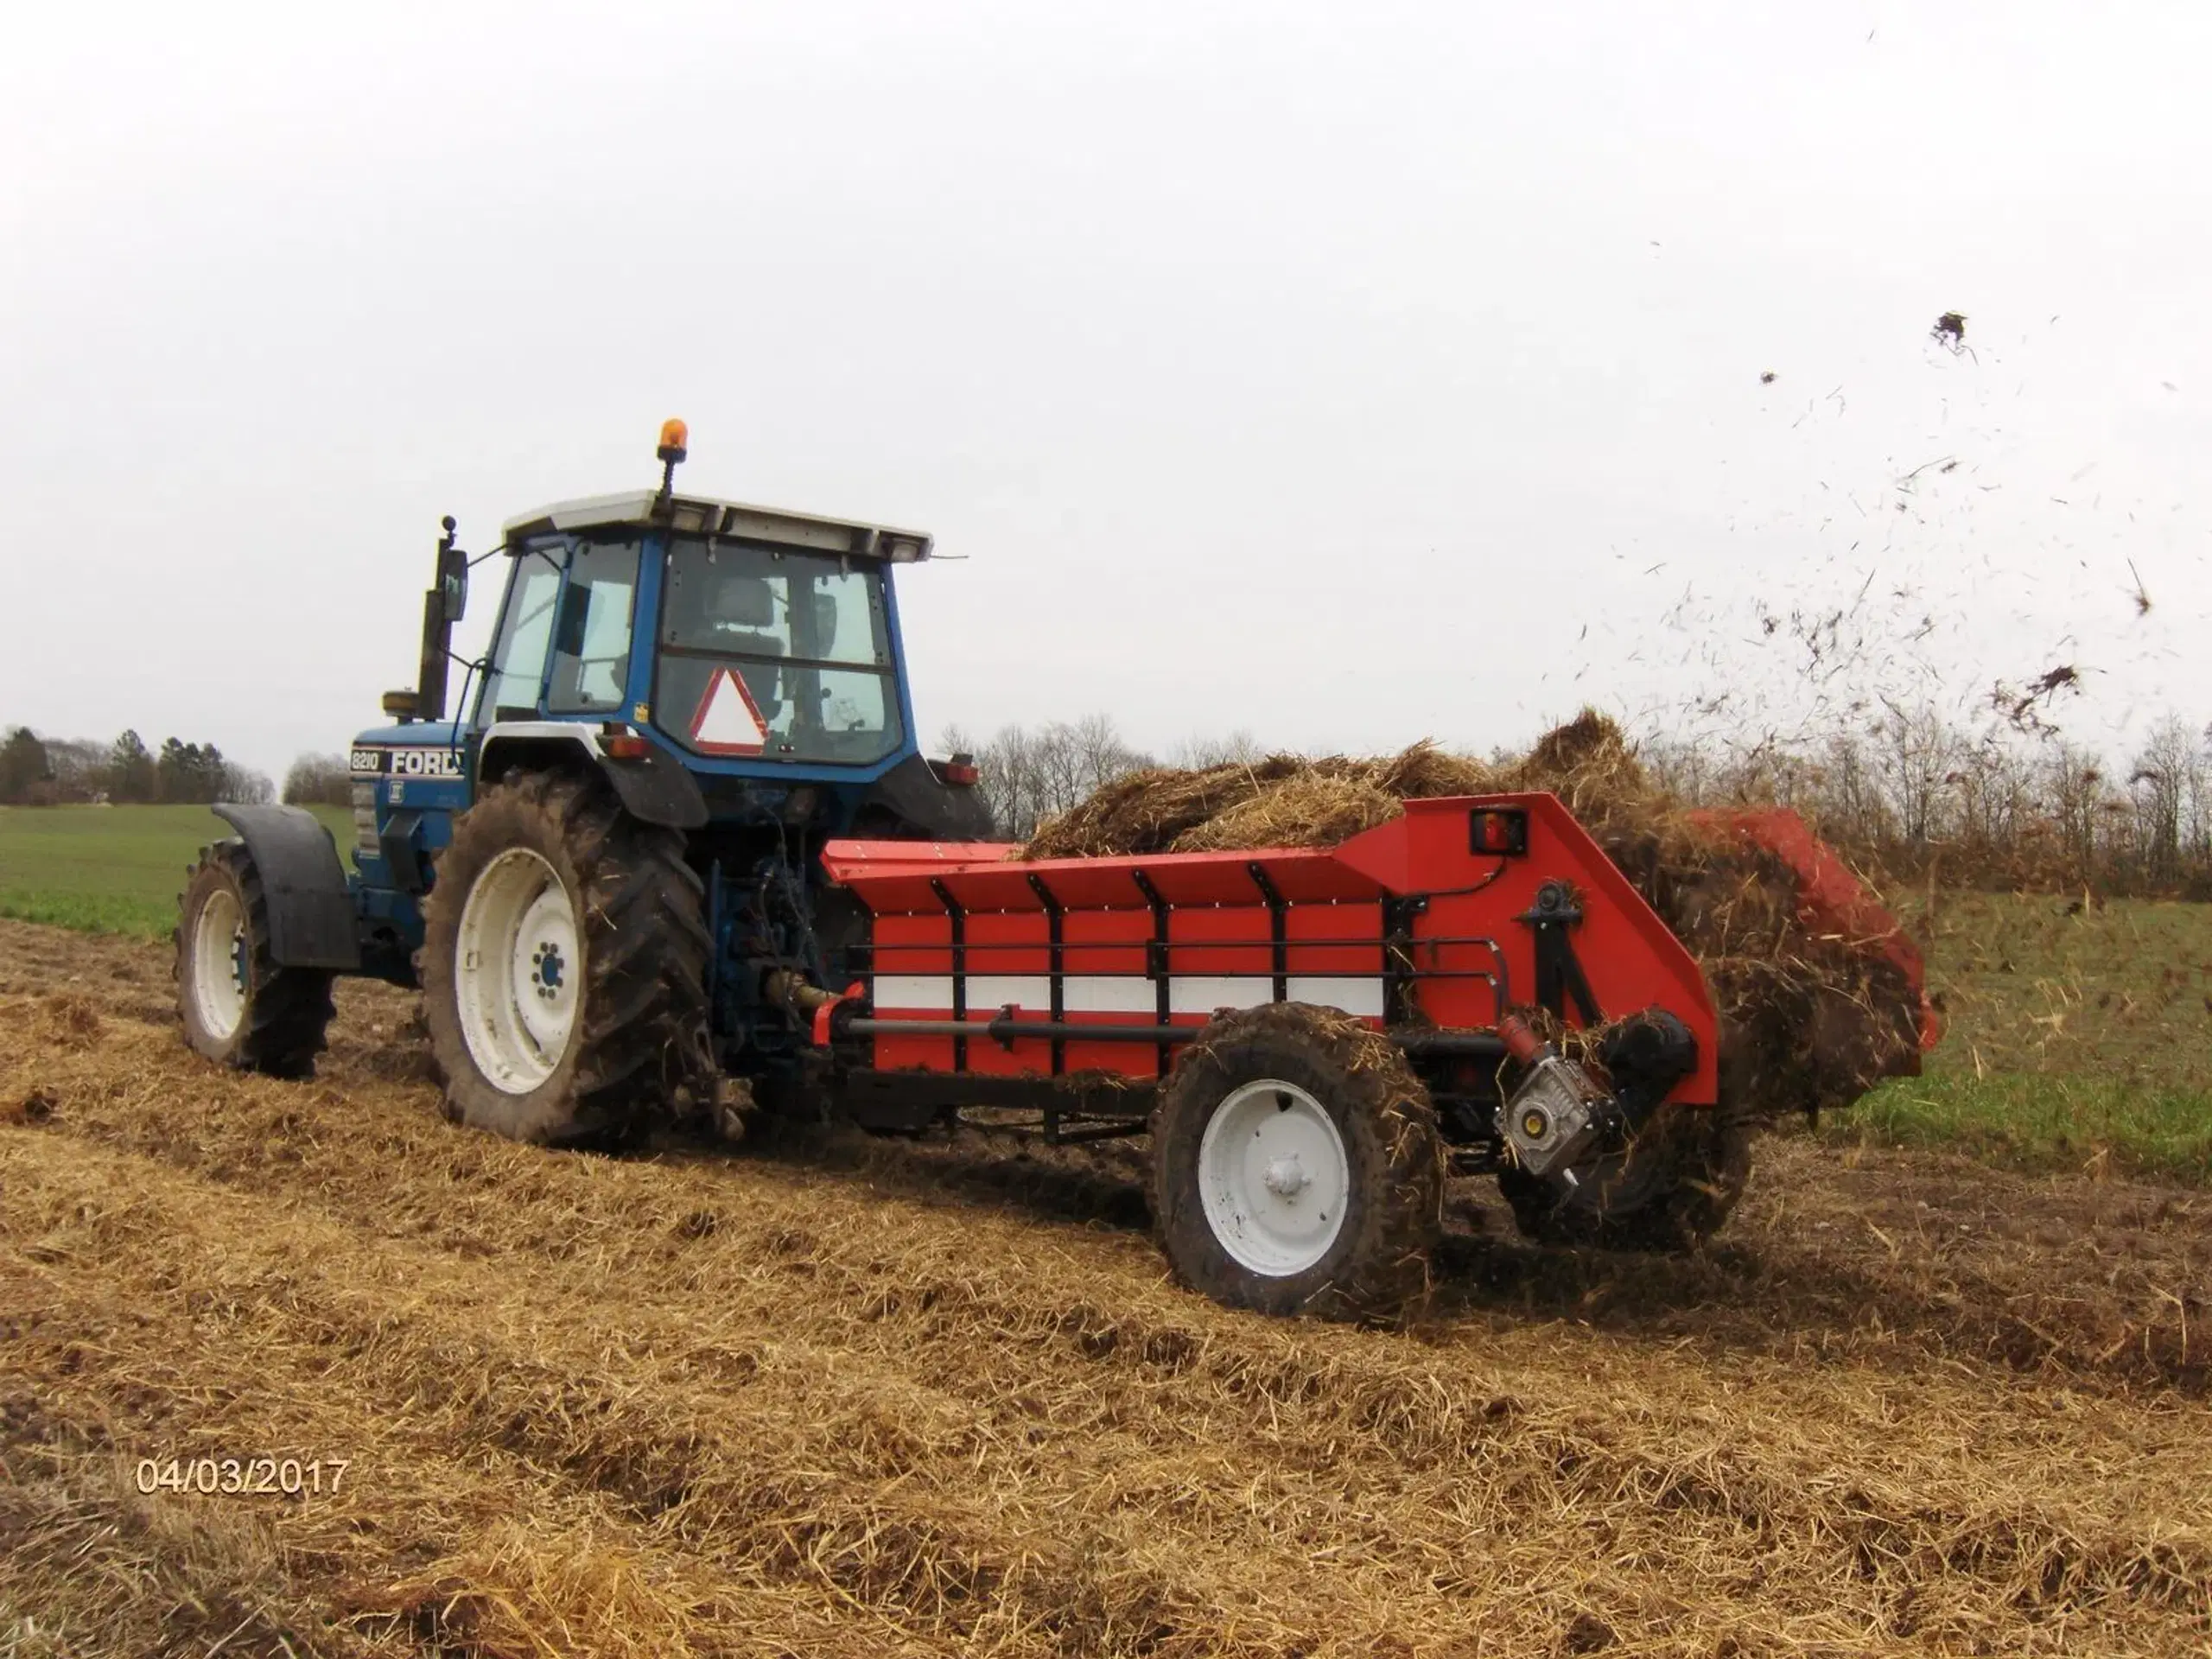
[134, 1457, 351, 1497]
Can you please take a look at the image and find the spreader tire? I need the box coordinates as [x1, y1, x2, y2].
[1497, 1101, 1752, 1251]
[175, 842, 336, 1078]
[422, 773, 712, 1147]
[1151, 1003, 1444, 1318]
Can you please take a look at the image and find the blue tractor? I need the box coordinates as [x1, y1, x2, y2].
[175, 421, 992, 1142]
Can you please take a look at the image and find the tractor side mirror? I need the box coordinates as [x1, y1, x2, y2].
[438, 543, 468, 623]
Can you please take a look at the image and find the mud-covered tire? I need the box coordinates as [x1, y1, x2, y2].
[422, 773, 711, 1147]
[175, 842, 336, 1079]
[1151, 1003, 1444, 1318]
[1497, 1101, 1753, 1250]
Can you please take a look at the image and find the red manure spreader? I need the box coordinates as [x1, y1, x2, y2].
[810, 792, 1931, 1315]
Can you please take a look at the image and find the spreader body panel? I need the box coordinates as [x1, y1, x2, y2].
[819, 791, 1723, 1105]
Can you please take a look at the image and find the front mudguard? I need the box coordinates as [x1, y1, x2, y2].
[210, 804, 361, 970]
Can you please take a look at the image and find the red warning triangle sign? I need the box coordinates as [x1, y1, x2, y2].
[687, 666, 770, 755]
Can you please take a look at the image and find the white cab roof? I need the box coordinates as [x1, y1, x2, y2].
[502, 490, 932, 561]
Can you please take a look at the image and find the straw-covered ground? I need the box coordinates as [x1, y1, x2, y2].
[3, 918, 2208, 1656]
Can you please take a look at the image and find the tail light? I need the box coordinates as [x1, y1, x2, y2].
[600, 725, 651, 760]
[942, 754, 980, 786]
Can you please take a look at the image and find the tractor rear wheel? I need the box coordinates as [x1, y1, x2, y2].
[422, 773, 712, 1146]
[1497, 1101, 1752, 1250]
[1151, 1003, 1444, 1318]
[175, 841, 336, 1078]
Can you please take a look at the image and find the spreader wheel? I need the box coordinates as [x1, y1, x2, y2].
[1497, 1100, 1753, 1251]
[1151, 1002, 1444, 1318]
[421, 773, 713, 1147]
[175, 841, 336, 1078]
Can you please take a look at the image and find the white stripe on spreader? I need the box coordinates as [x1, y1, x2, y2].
[963, 976, 1052, 1009]
[1062, 976, 1158, 1014]
[871, 974, 953, 1009]
[868, 974, 1382, 1020]
[1287, 976, 1387, 1019]
[1166, 976, 1274, 1015]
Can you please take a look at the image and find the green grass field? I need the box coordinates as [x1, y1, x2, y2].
[1821, 887, 2212, 1183]
[0, 803, 353, 939]
[3, 805, 2209, 1181]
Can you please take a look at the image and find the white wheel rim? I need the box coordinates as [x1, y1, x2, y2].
[1197, 1078, 1351, 1276]
[190, 887, 249, 1041]
[455, 848, 581, 1094]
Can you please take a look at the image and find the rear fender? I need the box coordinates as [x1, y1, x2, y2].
[853, 753, 996, 840]
[210, 804, 361, 970]
[478, 722, 708, 830]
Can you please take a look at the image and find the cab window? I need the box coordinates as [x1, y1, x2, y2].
[480, 553, 563, 721]
[548, 539, 641, 713]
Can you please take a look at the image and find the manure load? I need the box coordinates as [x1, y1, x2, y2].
[1020, 712, 1932, 1131]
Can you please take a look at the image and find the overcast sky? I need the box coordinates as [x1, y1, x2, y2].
[4, 1, 2206, 780]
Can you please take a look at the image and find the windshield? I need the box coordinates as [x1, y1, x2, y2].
[657, 537, 904, 765]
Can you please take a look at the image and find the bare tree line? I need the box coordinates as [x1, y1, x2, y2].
[935, 718, 1274, 841]
[281, 753, 356, 807]
[1644, 708, 2212, 896]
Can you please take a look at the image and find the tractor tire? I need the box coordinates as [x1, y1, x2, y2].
[175, 841, 337, 1078]
[1497, 1100, 1753, 1251]
[421, 773, 712, 1147]
[1151, 1002, 1444, 1319]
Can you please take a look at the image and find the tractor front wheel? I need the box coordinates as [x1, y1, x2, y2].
[175, 842, 336, 1077]
[422, 774, 712, 1146]
[1151, 1002, 1444, 1318]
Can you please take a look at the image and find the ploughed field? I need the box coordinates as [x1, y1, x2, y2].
[3, 917, 2209, 1657]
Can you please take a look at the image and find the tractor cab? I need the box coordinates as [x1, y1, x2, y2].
[320, 423, 990, 982]
[372, 422, 937, 779]
[479, 481, 931, 771]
